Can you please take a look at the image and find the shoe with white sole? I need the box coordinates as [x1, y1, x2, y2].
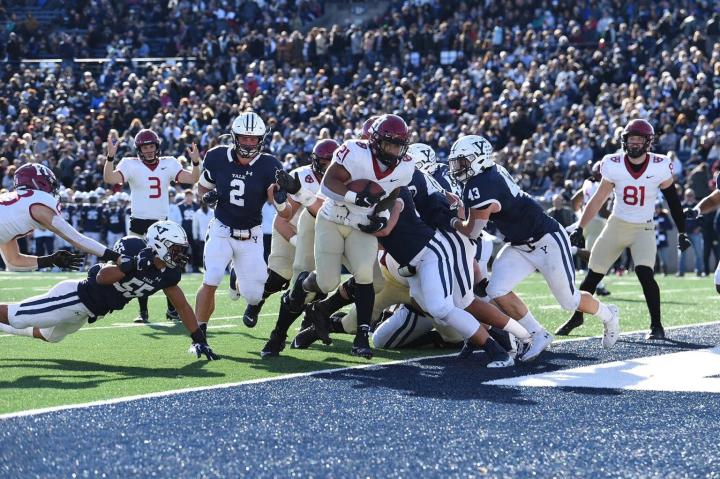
[602, 304, 620, 348]
[487, 352, 515, 368]
[517, 329, 553, 363]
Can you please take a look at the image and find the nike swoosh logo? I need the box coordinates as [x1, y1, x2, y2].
[161, 167, 167, 170]
[646, 175, 654, 178]
[389, 179, 399, 182]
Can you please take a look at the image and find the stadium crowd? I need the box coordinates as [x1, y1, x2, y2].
[0, 0, 720, 274]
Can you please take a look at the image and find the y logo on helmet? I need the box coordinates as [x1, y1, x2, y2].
[155, 226, 169, 235]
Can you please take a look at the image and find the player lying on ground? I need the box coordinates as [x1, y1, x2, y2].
[0, 163, 121, 271]
[0, 222, 217, 360]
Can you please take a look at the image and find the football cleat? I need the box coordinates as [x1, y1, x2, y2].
[166, 309, 179, 321]
[487, 351, 515, 368]
[290, 326, 320, 349]
[457, 339, 479, 359]
[596, 287, 611, 296]
[645, 325, 666, 340]
[243, 300, 264, 328]
[602, 305, 620, 348]
[517, 329, 553, 363]
[304, 302, 332, 345]
[133, 310, 149, 324]
[261, 330, 286, 358]
[351, 327, 373, 359]
[555, 314, 583, 336]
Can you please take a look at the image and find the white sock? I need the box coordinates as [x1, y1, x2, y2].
[502, 318, 531, 341]
[594, 302, 613, 323]
[518, 311, 543, 335]
[0, 322, 34, 337]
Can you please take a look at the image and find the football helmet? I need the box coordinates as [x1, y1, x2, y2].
[407, 143, 437, 172]
[310, 139, 339, 176]
[13, 163, 59, 196]
[145, 220, 189, 269]
[361, 115, 381, 140]
[87, 192, 99, 204]
[134, 129, 161, 165]
[231, 112, 268, 159]
[369, 114, 410, 167]
[621, 119, 654, 158]
[448, 135, 494, 183]
[113, 236, 147, 257]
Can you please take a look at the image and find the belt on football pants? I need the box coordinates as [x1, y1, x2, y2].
[511, 237, 539, 252]
[230, 228, 253, 240]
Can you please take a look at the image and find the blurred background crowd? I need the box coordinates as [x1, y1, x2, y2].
[0, 0, 719, 273]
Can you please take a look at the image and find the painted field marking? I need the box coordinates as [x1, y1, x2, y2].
[1, 321, 718, 421]
[487, 346, 720, 393]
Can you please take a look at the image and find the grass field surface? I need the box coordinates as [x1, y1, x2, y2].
[0, 270, 715, 414]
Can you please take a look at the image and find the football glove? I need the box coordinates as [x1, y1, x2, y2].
[355, 185, 382, 208]
[273, 186, 288, 204]
[135, 248, 157, 271]
[202, 190, 218, 207]
[569, 227, 585, 249]
[683, 207, 700, 220]
[275, 169, 301, 194]
[678, 232, 692, 252]
[190, 329, 219, 360]
[358, 214, 388, 234]
[38, 250, 84, 270]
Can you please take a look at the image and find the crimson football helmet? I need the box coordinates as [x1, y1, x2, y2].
[14, 163, 59, 196]
[134, 129, 161, 164]
[311, 139, 339, 176]
[621, 119, 654, 158]
[369, 114, 410, 167]
[361, 115, 381, 140]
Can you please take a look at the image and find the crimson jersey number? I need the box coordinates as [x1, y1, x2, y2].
[148, 177, 161, 199]
[623, 185, 645, 206]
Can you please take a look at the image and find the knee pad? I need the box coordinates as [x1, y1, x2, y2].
[203, 264, 226, 287]
[558, 289, 581, 311]
[39, 326, 66, 343]
[423, 296, 454, 321]
[485, 279, 510, 301]
[265, 269, 290, 296]
[237, 280, 265, 305]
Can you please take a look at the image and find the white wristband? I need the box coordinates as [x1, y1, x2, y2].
[450, 217, 461, 229]
[289, 235, 297, 247]
[344, 190, 357, 204]
[274, 201, 287, 212]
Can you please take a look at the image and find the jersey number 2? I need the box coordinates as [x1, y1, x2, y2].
[148, 177, 161, 199]
[623, 185, 645, 206]
[230, 179, 245, 207]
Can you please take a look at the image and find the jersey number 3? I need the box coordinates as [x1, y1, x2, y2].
[230, 179, 245, 207]
[148, 177, 161, 199]
[623, 185, 645, 206]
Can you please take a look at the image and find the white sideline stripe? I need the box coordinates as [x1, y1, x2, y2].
[1, 320, 718, 421]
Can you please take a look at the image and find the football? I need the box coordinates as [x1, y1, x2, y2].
[345, 179, 385, 197]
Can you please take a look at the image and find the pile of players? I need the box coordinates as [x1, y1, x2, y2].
[0, 112, 696, 367]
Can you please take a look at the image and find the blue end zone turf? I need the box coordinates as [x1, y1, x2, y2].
[2, 324, 720, 477]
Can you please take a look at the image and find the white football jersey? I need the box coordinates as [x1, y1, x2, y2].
[319, 140, 415, 228]
[0, 189, 60, 244]
[116, 156, 183, 220]
[287, 164, 323, 227]
[601, 152, 673, 223]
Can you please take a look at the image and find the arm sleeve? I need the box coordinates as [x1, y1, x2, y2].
[661, 183, 685, 233]
[50, 214, 108, 256]
[199, 168, 215, 189]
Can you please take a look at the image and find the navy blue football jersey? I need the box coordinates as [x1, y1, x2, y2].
[201, 146, 282, 229]
[462, 164, 559, 244]
[103, 208, 126, 234]
[77, 249, 182, 317]
[409, 169, 454, 231]
[81, 205, 104, 233]
[61, 204, 74, 225]
[178, 202, 198, 232]
[377, 187, 435, 265]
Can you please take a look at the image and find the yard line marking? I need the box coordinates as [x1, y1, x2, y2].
[1, 321, 718, 421]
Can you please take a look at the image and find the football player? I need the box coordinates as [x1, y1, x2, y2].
[259, 139, 338, 357]
[0, 222, 216, 359]
[449, 135, 621, 359]
[559, 119, 690, 340]
[300, 114, 415, 359]
[80, 192, 104, 267]
[407, 142, 459, 194]
[0, 163, 119, 272]
[103, 195, 127, 250]
[195, 112, 287, 335]
[684, 183, 720, 292]
[569, 161, 611, 296]
[103, 129, 201, 323]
